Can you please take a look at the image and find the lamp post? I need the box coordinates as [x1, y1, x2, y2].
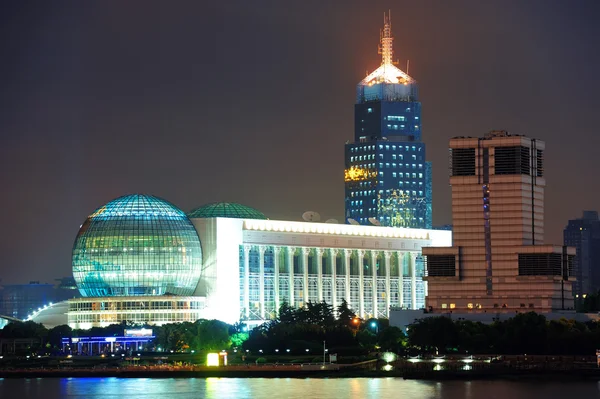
[323, 340, 326, 365]
[370, 321, 379, 334]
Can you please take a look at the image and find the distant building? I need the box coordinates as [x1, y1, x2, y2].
[0, 279, 79, 320]
[423, 131, 575, 313]
[564, 211, 600, 297]
[344, 12, 432, 229]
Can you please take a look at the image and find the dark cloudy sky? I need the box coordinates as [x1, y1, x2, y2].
[1, 1, 599, 284]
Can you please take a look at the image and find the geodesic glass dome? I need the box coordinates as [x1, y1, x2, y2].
[72, 194, 202, 297]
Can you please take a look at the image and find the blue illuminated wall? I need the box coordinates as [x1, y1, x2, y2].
[345, 82, 432, 228]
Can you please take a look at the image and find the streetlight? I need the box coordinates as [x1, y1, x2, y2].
[323, 341, 326, 365]
[370, 321, 379, 334]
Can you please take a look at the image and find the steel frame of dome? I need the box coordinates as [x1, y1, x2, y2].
[187, 202, 266, 220]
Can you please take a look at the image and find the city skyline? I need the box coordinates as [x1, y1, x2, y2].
[1, 1, 600, 283]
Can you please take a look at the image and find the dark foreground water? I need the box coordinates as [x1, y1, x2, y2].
[1, 377, 600, 399]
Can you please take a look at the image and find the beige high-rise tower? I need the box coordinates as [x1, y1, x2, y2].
[424, 131, 575, 313]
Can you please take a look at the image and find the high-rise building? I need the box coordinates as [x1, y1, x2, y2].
[564, 211, 600, 297]
[344, 12, 431, 229]
[423, 131, 575, 313]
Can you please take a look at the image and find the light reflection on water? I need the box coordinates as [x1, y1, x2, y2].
[0, 377, 599, 399]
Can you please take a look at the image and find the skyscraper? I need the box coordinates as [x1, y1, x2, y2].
[424, 131, 575, 313]
[344, 12, 432, 228]
[564, 211, 600, 297]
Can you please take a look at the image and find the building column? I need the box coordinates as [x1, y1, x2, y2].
[301, 247, 310, 307]
[287, 247, 295, 307]
[330, 249, 339, 310]
[357, 249, 365, 319]
[273, 246, 281, 314]
[398, 252, 404, 309]
[343, 249, 352, 305]
[258, 245, 266, 319]
[371, 250, 378, 318]
[410, 252, 417, 310]
[315, 248, 324, 302]
[384, 251, 391, 317]
[243, 245, 251, 320]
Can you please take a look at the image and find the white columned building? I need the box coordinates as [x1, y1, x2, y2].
[188, 216, 451, 326]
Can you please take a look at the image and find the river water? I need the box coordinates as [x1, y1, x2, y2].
[1, 377, 599, 399]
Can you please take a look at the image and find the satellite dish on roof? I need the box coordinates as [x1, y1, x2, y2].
[302, 211, 321, 222]
[347, 218, 360, 226]
[325, 218, 339, 224]
[368, 217, 382, 226]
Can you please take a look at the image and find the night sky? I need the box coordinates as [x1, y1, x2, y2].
[1, 1, 599, 284]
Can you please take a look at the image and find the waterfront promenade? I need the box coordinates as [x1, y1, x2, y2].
[2, 356, 600, 380]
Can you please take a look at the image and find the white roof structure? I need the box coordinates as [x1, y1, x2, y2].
[358, 11, 415, 87]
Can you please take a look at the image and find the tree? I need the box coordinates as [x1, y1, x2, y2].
[336, 299, 357, 327]
[495, 312, 547, 354]
[407, 316, 459, 354]
[195, 319, 231, 351]
[378, 326, 406, 352]
[277, 302, 297, 323]
[47, 325, 72, 349]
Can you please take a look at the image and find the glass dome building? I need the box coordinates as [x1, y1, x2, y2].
[187, 202, 267, 220]
[72, 194, 203, 297]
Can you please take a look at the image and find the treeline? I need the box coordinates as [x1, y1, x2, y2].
[242, 300, 406, 355]
[0, 319, 245, 355]
[4, 307, 600, 357]
[407, 312, 600, 355]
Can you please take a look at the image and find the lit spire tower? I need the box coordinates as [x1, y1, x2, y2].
[345, 12, 432, 228]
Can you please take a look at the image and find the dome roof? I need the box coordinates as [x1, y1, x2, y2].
[188, 202, 267, 220]
[72, 194, 202, 297]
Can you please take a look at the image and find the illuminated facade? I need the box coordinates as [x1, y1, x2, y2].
[345, 12, 432, 228]
[189, 207, 451, 326]
[67, 296, 206, 329]
[72, 194, 203, 297]
[31, 200, 451, 329]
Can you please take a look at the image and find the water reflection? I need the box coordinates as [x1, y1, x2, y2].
[0, 378, 599, 399]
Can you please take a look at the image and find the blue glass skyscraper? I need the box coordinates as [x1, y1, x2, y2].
[345, 13, 431, 228]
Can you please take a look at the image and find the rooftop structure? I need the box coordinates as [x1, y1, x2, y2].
[356, 11, 417, 102]
[188, 202, 267, 220]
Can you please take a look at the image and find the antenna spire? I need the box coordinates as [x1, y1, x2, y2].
[380, 10, 393, 66]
